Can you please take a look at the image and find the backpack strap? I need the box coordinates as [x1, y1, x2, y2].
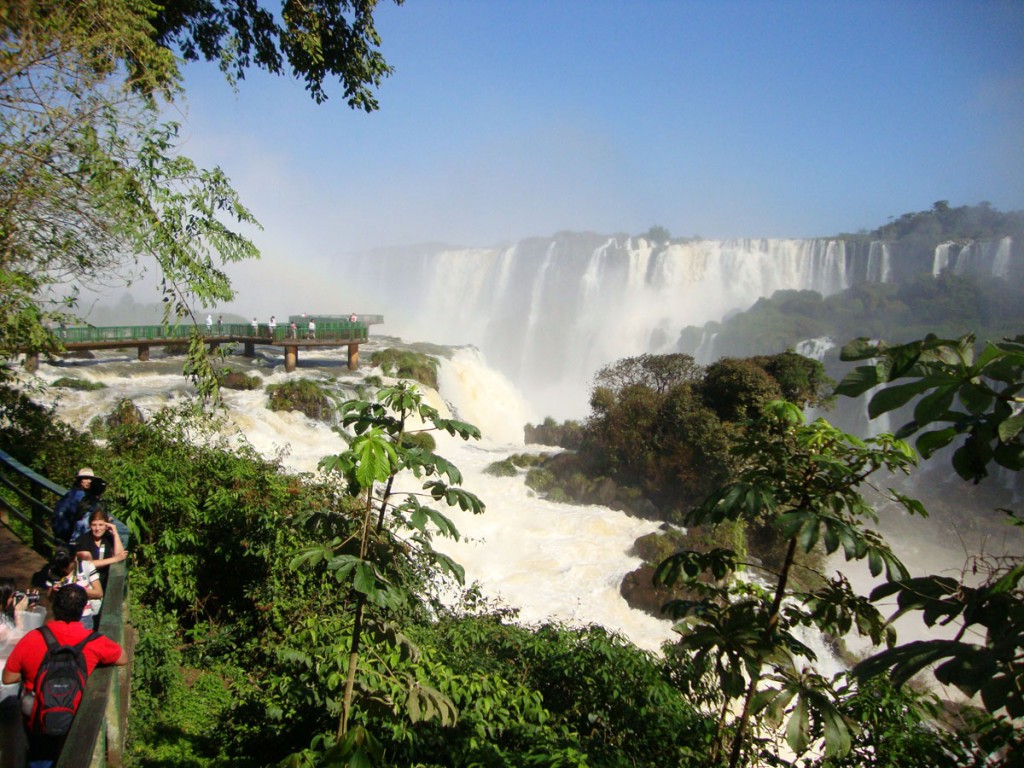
[36, 625, 100, 655]
[38, 625, 58, 651]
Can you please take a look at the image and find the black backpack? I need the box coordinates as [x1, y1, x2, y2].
[26, 626, 99, 736]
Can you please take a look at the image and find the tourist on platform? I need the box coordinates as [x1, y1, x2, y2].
[289, 321, 297, 339]
[269, 315, 277, 338]
[349, 313, 358, 323]
[0, 578, 29, 625]
[308, 319, 316, 339]
[75, 508, 126, 591]
[217, 315, 224, 333]
[51, 469, 106, 544]
[45, 547, 102, 630]
[251, 317, 259, 335]
[205, 314, 212, 333]
[3, 584, 126, 768]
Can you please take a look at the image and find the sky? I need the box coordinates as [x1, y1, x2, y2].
[151, 0, 1024, 316]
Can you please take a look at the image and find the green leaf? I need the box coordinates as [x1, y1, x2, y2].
[915, 427, 957, 458]
[867, 379, 935, 419]
[997, 412, 1024, 443]
[786, 696, 810, 755]
[958, 382, 993, 416]
[912, 384, 956, 427]
[838, 338, 881, 362]
[834, 364, 882, 398]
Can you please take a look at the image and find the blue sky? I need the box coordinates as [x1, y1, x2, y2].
[167, 0, 1024, 310]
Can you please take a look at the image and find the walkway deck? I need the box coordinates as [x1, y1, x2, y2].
[28, 315, 383, 374]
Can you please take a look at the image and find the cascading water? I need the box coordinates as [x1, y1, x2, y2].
[345, 234, 1017, 419]
[23, 346, 680, 652]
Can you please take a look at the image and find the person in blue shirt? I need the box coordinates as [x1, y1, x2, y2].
[50, 468, 106, 544]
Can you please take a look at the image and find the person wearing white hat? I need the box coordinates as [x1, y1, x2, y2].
[50, 468, 106, 544]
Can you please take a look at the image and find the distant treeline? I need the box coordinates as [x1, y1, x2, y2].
[677, 270, 1023, 364]
[846, 200, 1024, 243]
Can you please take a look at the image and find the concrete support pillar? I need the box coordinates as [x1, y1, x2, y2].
[138, 345, 150, 362]
[24, 353, 39, 373]
[285, 346, 298, 373]
[244, 341, 255, 357]
[347, 343, 359, 371]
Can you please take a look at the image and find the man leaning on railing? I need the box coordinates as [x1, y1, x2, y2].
[3, 585, 126, 768]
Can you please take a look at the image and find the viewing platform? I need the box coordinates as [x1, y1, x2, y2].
[28, 314, 383, 374]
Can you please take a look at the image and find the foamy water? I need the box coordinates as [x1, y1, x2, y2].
[23, 344, 678, 651]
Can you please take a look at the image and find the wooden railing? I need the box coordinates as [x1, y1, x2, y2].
[0, 450, 130, 768]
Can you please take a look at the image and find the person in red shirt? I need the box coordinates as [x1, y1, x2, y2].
[3, 584, 126, 768]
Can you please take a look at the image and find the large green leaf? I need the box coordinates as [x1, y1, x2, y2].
[785, 695, 810, 755]
[833, 364, 883, 398]
[867, 379, 937, 418]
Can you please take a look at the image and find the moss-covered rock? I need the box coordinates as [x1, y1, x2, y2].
[266, 379, 333, 422]
[370, 348, 439, 389]
[221, 371, 263, 391]
[52, 377, 106, 391]
[484, 458, 519, 477]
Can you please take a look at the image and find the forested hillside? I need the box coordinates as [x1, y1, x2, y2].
[677, 203, 1024, 363]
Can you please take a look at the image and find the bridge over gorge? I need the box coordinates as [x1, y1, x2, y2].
[24, 314, 383, 374]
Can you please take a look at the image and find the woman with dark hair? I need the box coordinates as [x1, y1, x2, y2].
[50, 467, 107, 543]
[75, 507, 126, 589]
[0, 577, 28, 624]
[45, 546, 102, 630]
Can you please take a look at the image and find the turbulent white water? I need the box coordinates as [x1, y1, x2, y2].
[24, 344, 678, 652]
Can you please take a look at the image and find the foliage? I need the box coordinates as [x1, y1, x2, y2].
[484, 458, 520, 477]
[655, 402, 921, 767]
[836, 333, 1024, 482]
[0, 384, 99, 486]
[593, 353, 703, 395]
[677, 269, 1024, 363]
[524, 416, 585, 449]
[286, 381, 484, 760]
[369, 348, 439, 389]
[580, 352, 831, 521]
[870, 200, 1024, 243]
[401, 616, 717, 767]
[151, 0, 403, 106]
[807, 676, 981, 768]
[835, 332, 1024, 757]
[267, 379, 335, 422]
[0, 0, 260, 400]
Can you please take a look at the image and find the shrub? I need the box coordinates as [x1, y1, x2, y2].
[484, 458, 518, 477]
[369, 348, 439, 389]
[52, 377, 105, 391]
[221, 370, 262, 391]
[266, 379, 333, 422]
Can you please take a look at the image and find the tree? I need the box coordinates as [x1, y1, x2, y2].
[288, 382, 485, 762]
[655, 402, 922, 766]
[836, 333, 1024, 759]
[0, 0, 259, 397]
[151, 0, 403, 106]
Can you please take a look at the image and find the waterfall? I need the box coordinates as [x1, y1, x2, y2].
[350, 235, 938, 417]
[347, 234, 1018, 418]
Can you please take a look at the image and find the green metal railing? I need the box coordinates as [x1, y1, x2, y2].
[0, 450, 129, 768]
[57, 319, 373, 344]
